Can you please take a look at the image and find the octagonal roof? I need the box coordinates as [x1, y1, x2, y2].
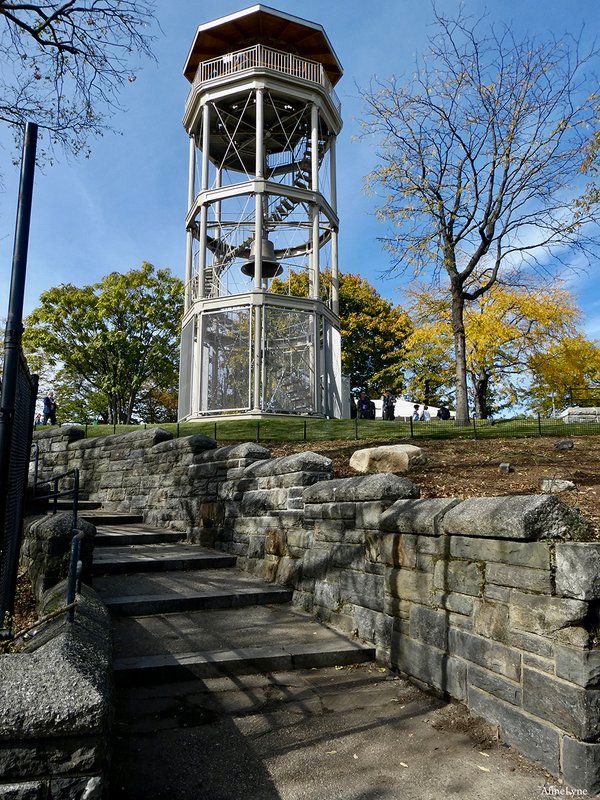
[183, 4, 343, 86]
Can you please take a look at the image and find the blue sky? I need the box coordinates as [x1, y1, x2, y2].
[0, 0, 598, 336]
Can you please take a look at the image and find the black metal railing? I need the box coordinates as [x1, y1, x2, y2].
[34, 467, 83, 622]
[0, 356, 39, 636]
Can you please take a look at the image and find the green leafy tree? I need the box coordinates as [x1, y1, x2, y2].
[24, 263, 183, 424]
[270, 270, 412, 393]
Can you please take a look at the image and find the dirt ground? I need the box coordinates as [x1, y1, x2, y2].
[267, 434, 600, 538]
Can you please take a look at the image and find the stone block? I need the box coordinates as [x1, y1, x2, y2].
[409, 605, 449, 650]
[49, 776, 103, 799]
[286, 530, 311, 551]
[522, 653, 554, 674]
[434, 592, 474, 616]
[330, 544, 365, 570]
[355, 502, 387, 530]
[523, 668, 600, 740]
[467, 686, 560, 774]
[468, 663, 522, 705]
[380, 498, 459, 535]
[556, 543, 600, 601]
[313, 580, 341, 611]
[349, 444, 426, 474]
[442, 495, 588, 540]
[265, 530, 286, 556]
[365, 531, 383, 563]
[275, 556, 300, 586]
[385, 568, 434, 605]
[473, 601, 510, 642]
[556, 627, 591, 648]
[337, 566, 382, 604]
[247, 536, 265, 560]
[434, 559, 483, 597]
[562, 737, 600, 795]
[486, 562, 552, 593]
[449, 628, 521, 681]
[555, 646, 600, 689]
[380, 533, 417, 567]
[392, 634, 466, 699]
[485, 584, 511, 603]
[0, 782, 44, 800]
[320, 502, 356, 520]
[241, 489, 288, 514]
[244, 451, 331, 478]
[303, 474, 419, 504]
[509, 591, 587, 636]
[301, 549, 330, 580]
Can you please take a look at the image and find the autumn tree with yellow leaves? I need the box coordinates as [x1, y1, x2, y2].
[405, 285, 582, 418]
[529, 337, 600, 415]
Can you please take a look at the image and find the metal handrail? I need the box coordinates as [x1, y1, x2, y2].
[31, 441, 39, 487]
[187, 44, 341, 114]
[34, 467, 83, 622]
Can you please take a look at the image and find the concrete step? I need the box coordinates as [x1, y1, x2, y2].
[111, 604, 375, 684]
[93, 544, 236, 576]
[94, 524, 186, 547]
[83, 513, 144, 525]
[95, 570, 293, 617]
[55, 499, 103, 511]
[114, 640, 375, 684]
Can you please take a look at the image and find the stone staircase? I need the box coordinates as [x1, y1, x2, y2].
[90, 512, 375, 687]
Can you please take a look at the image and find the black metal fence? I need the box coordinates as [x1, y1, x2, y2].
[36, 410, 600, 445]
[0, 358, 38, 633]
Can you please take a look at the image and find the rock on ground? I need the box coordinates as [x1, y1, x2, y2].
[350, 444, 426, 474]
[540, 478, 576, 493]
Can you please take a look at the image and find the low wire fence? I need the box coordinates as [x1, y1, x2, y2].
[35, 413, 600, 444]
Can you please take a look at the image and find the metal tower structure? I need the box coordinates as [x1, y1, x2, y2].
[178, 5, 344, 420]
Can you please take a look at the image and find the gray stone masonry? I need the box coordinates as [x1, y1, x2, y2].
[29, 428, 600, 793]
[0, 584, 112, 799]
[20, 513, 96, 601]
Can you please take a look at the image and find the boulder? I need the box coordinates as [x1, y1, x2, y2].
[350, 444, 426, 474]
[555, 439, 575, 451]
[540, 478, 576, 493]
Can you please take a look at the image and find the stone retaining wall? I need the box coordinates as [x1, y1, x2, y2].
[0, 585, 112, 800]
[29, 428, 600, 792]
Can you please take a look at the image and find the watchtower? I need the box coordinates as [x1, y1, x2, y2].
[178, 5, 343, 420]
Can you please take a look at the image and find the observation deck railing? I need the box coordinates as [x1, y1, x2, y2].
[187, 44, 341, 114]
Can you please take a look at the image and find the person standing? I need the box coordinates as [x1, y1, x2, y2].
[421, 405, 431, 422]
[357, 392, 372, 419]
[382, 390, 396, 421]
[437, 404, 451, 421]
[412, 404, 420, 421]
[43, 391, 58, 425]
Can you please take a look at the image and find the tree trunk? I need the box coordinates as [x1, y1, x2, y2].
[125, 393, 136, 425]
[474, 368, 490, 419]
[451, 287, 470, 426]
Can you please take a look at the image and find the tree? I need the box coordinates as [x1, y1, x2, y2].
[529, 336, 600, 415]
[0, 1, 155, 158]
[362, 7, 600, 424]
[406, 285, 580, 418]
[23, 263, 182, 423]
[270, 270, 412, 393]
